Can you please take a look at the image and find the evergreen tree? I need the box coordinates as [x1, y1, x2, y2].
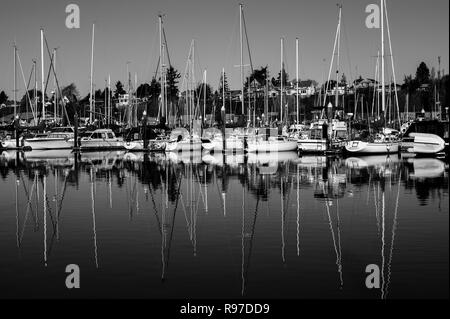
[415, 62, 431, 85]
[114, 81, 126, 98]
[0, 91, 8, 105]
[166, 66, 181, 99]
[219, 72, 229, 95]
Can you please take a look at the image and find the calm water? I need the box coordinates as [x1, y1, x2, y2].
[0, 150, 448, 299]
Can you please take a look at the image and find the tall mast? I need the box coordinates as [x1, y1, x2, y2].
[13, 43, 17, 119]
[223, 68, 226, 119]
[53, 48, 57, 123]
[134, 72, 137, 126]
[280, 37, 284, 124]
[41, 28, 45, 121]
[381, 0, 385, 116]
[192, 40, 195, 127]
[164, 42, 168, 125]
[33, 59, 37, 119]
[335, 5, 342, 117]
[108, 74, 111, 126]
[203, 69, 207, 126]
[159, 15, 165, 121]
[384, 0, 400, 127]
[323, 6, 341, 113]
[89, 24, 95, 123]
[104, 78, 107, 125]
[239, 4, 244, 116]
[296, 37, 299, 124]
[127, 65, 131, 127]
[438, 56, 441, 120]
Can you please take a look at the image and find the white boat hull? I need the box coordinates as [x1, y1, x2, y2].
[297, 139, 327, 153]
[79, 139, 124, 150]
[406, 133, 445, 155]
[24, 138, 72, 150]
[1, 139, 23, 149]
[202, 138, 244, 152]
[345, 141, 399, 154]
[247, 140, 298, 153]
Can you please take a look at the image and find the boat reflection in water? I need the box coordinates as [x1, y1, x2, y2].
[0, 150, 447, 299]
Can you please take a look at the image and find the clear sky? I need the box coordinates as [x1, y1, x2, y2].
[0, 0, 448, 99]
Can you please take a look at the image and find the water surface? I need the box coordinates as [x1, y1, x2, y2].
[0, 150, 448, 299]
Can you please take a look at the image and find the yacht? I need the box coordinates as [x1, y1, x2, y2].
[74, 129, 124, 150]
[345, 133, 399, 155]
[23, 127, 74, 150]
[246, 128, 298, 153]
[297, 120, 348, 154]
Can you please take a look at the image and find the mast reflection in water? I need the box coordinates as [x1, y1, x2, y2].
[0, 150, 448, 299]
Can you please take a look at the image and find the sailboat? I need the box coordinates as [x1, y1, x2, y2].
[297, 6, 348, 154]
[345, 0, 399, 155]
[201, 69, 245, 153]
[247, 38, 297, 153]
[165, 128, 202, 152]
[165, 40, 202, 153]
[201, 128, 245, 152]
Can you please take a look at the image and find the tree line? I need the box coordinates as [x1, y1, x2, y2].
[1, 61, 448, 123]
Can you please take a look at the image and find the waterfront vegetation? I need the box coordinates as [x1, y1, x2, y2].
[0, 61, 448, 125]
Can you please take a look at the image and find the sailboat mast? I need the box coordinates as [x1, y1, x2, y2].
[41, 28, 45, 121]
[381, 0, 385, 117]
[223, 68, 225, 113]
[53, 48, 57, 123]
[134, 72, 137, 126]
[192, 40, 195, 127]
[239, 4, 244, 116]
[108, 74, 111, 126]
[13, 43, 17, 119]
[280, 37, 284, 124]
[104, 78, 107, 125]
[126, 62, 130, 126]
[164, 43, 168, 125]
[159, 15, 165, 121]
[296, 37, 299, 124]
[203, 69, 207, 126]
[89, 24, 95, 124]
[384, 0, 401, 127]
[335, 5, 342, 115]
[33, 59, 37, 122]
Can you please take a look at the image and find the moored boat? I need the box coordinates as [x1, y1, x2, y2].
[73, 129, 124, 151]
[405, 133, 445, 155]
[165, 128, 202, 152]
[1, 136, 23, 149]
[345, 134, 399, 155]
[202, 135, 244, 153]
[23, 127, 75, 150]
[247, 135, 298, 153]
[123, 127, 167, 152]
